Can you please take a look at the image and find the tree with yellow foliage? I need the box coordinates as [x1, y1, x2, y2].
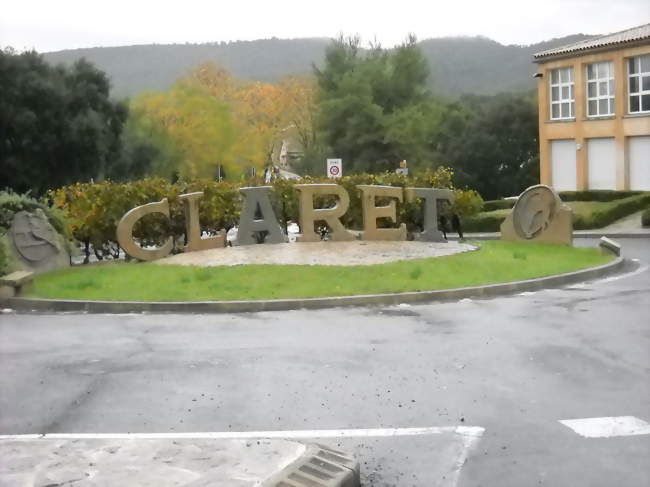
[189, 63, 317, 166]
[128, 63, 317, 180]
[130, 81, 239, 179]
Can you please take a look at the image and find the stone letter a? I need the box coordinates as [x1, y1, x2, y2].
[236, 186, 287, 245]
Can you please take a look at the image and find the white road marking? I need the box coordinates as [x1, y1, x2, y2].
[0, 425, 484, 441]
[559, 416, 650, 438]
[566, 282, 587, 289]
[448, 427, 484, 485]
[1, 426, 484, 487]
[595, 263, 649, 284]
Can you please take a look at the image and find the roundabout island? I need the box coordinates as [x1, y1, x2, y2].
[1, 184, 624, 311]
[7, 240, 619, 312]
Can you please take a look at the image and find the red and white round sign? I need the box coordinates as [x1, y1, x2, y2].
[327, 159, 342, 178]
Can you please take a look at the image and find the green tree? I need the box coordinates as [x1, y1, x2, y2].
[106, 106, 182, 182]
[314, 36, 440, 174]
[130, 81, 238, 180]
[0, 48, 127, 194]
[435, 92, 539, 199]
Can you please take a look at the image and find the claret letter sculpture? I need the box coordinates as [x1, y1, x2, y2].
[116, 199, 174, 261]
[236, 186, 287, 245]
[357, 185, 407, 241]
[404, 187, 455, 242]
[180, 192, 226, 252]
[295, 184, 355, 242]
[116, 184, 459, 261]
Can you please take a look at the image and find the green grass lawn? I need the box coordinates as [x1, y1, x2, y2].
[27, 241, 612, 302]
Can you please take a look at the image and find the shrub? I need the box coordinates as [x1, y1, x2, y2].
[50, 168, 481, 261]
[49, 178, 240, 262]
[0, 190, 69, 237]
[559, 190, 642, 202]
[462, 209, 510, 233]
[483, 199, 516, 211]
[572, 193, 650, 229]
[642, 207, 650, 228]
[453, 190, 484, 217]
[481, 190, 644, 213]
[464, 193, 650, 232]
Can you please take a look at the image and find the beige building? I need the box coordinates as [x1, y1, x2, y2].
[534, 24, 650, 191]
[271, 125, 304, 169]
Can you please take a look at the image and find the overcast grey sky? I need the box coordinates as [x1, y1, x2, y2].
[1, 0, 649, 53]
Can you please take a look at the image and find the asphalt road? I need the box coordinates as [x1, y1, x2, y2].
[1, 238, 648, 486]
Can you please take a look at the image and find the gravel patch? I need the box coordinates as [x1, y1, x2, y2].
[156, 240, 477, 267]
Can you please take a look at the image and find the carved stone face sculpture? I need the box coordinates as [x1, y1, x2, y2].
[512, 186, 558, 240]
[10, 211, 59, 263]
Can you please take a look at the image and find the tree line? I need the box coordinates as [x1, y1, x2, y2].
[1, 38, 539, 200]
[295, 36, 539, 199]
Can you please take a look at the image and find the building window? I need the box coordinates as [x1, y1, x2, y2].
[550, 67, 574, 120]
[586, 61, 615, 117]
[628, 54, 650, 114]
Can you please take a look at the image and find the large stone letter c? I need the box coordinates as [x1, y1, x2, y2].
[116, 199, 173, 261]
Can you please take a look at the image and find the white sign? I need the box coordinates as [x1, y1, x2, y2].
[327, 159, 342, 178]
[395, 168, 409, 176]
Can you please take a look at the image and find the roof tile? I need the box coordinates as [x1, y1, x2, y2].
[534, 23, 650, 60]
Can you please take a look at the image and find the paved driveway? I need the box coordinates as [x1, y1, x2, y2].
[1, 238, 648, 486]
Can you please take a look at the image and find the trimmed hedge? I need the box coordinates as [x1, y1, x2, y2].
[49, 168, 483, 262]
[558, 190, 642, 202]
[642, 207, 650, 228]
[463, 209, 510, 233]
[572, 193, 650, 229]
[482, 190, 642, 212]
[465, 193, 650, 233]
[482, 199, 516, 211]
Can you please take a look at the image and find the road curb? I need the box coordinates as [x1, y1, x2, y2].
[449, 232, 650, 240]
[261, 443, 360, 487]
[1, 257, 625, 314]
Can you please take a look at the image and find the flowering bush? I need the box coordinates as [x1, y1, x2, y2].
[49, 167, 482, 261]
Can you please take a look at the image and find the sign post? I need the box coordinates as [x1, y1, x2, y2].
[395, 160, 408, 176]
[327, 158, 342, 179]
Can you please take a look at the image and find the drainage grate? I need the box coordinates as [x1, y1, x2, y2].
[262, 443, 360, 487]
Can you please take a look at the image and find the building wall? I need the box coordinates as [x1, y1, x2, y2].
[537, 44, 650, 191]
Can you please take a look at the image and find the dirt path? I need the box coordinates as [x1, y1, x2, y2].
[156, 240, 476, 267]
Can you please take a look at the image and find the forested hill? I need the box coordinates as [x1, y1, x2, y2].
[42, 34, 592, 99]
[43, 38, 331, 98]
